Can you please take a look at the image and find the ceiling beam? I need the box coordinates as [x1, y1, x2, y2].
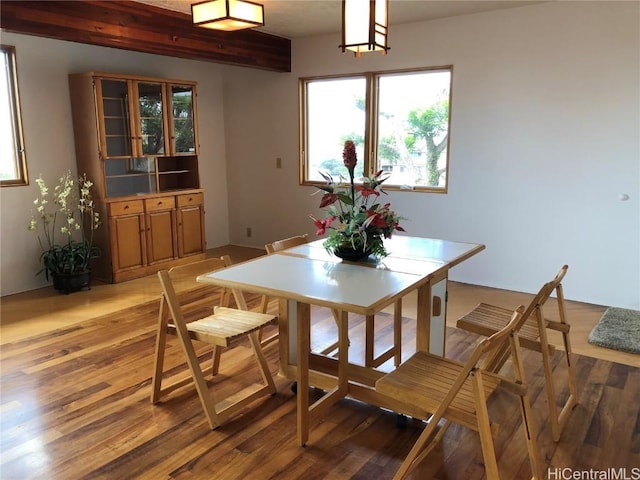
[0, 0, 291, 73]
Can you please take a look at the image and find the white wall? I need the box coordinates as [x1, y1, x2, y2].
[222, 1, 640, 309]
[0, 32, 231, 296]
[2, 1, 638, 309]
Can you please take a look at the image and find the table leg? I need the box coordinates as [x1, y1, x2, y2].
[337, 310, 349, 395]
[416, 283, 430, 353]
[297, 301, 311, 446]
[295, 305, 349, 447]
[278, 298, 290, 374]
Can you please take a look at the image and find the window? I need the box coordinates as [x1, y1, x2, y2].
[1, 45, 28, 186]
[299, 66, 452, 192]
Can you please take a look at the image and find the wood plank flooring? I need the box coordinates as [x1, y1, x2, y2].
[2, 246, 637, 367]
[1, 245, 639, 479]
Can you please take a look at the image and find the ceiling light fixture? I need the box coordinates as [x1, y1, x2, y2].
[339, 0, 390, 57]
[191, 0, 264, 31]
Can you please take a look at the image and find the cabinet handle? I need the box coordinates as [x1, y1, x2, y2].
[124, 205, 129, 210]
[432, 296, 442, 317]
[157, 201, 163, 206]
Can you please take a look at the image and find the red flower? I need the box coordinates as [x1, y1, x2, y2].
[356, 185, 379, 197]
[310, 215, 335, 235]
[319, 193, 338, 208]
[366, 210, 388, 228]
[342, 140, 357, 171]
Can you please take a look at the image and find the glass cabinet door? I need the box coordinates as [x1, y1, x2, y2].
[136, 82, 166, 156]
[103, 157, 157, 197]
[99, 79, 133, 158]
[170, 85, 196, 155]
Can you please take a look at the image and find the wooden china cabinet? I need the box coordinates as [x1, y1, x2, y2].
[68, 72, 206, 283]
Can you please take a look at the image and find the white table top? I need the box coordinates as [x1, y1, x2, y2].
[199, 253, 424, 315]
[198, 236, 484, 316]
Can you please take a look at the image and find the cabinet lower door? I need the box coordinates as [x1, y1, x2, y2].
[110, 214, 146, 271]
[178, 205, 205, 256]
[146, 210, 177, 264]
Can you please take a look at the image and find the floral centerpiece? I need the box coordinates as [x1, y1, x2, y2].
[310, 140, 405, 260]
[28, 170, 101, 292]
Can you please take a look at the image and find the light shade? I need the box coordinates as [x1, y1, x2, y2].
[192, 0, 264, 31]
[339, 0, 389, 57]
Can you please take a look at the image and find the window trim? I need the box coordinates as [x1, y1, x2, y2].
[299, 65, 453, 193]
[1, 45, 28, 187]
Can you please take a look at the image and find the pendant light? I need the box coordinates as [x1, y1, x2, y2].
[339, 0, 390, 57]
[192, 0, 264, 31]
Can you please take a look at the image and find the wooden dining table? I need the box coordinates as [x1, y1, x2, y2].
[197, 235, 485, 446]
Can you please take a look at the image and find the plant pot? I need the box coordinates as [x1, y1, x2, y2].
[52, 270, 91, 294]
[332, 246, 372, 262]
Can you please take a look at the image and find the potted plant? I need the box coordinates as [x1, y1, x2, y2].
[28, 170, 101, 293]
[309, 140, 405, 260]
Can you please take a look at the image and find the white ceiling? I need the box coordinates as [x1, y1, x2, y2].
[135, 0, 541, 39]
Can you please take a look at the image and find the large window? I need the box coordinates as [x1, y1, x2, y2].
[1, 45, 28, 186]
[300, 66, 452, 192]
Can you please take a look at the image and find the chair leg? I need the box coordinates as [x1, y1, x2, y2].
[471, 371, 500, 479]
[518, 393, 545, 480]
[151, 296, 169, 404]
[210, 345, 222, 376]
[556, 326, 578, 434]
[173, 324, 221, 429]
[409, 419, 452, 470]
[537, 315, 564, 442]
[509, 334, 544, 479]
[555, 285, 578, 439]
[392, 413, 444, 480]
[247, 331, 276, 394]
[260, 294, 270, 314]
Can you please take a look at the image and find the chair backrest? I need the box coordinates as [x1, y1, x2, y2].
[468, 305, 526, 368]
[518, 265, 569, 327]
[163, 255, 249, 311]
[168, 256, 231, 290]
[265, 234, 308, 254]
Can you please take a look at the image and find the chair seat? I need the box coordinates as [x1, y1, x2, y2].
[457, 302, 554, 355]
[177, 307, 277, 347]
[375, 351, 501, 430]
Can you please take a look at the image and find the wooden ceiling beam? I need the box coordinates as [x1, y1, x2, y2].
[0, 0, 291, 73]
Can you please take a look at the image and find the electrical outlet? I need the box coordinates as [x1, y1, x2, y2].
[276, 157, 282, 168]
[246, 227, 252, 238]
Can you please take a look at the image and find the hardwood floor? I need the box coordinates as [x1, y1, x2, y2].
[1, 245, 638, 479]
[2, 245, 636, 367]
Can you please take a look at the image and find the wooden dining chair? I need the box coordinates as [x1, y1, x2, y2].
[151, 256, 277, 430]
[376, 305, 544, 480]
[456, 265, 577, 442]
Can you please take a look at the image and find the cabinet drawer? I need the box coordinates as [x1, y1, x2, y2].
[145, 197, 176, 212]
[177, 193, 204, 207]
[109, 200, 144, 216]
